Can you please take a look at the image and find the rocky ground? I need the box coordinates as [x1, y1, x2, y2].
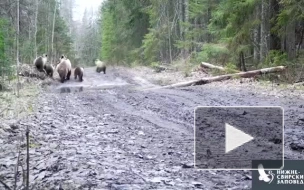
[1, 66, 304, 190]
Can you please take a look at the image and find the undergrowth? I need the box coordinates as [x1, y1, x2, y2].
[0, 79, 39, 120]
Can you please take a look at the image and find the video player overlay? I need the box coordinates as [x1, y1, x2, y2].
[194, 106, 283, 170]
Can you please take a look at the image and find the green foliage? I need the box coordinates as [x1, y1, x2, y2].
[225, 62, 239, 73]
[53, 15, 73, 58]
[0, 18, 14, 80]
[128, 47, 144, 65]
[0, 19, 6, 61]
[208, 0, 258, 67]
[263, 50, 288, 67]
[100, 6, 115, 62]
[196, 43, 229, 65]
[274, 0, 304, 37]
[99, 0, 150, 65]
[142, 29, 160, 64]
[150, 61, 160, 69]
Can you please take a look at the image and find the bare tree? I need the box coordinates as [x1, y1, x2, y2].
[286, 21, 296, 60]
[260, 0, 270, 62]
[16, 0, 20, 97]
[51, 0, 57, 64]
[253, 3, 261, 63]
[34, 0, 38, 57]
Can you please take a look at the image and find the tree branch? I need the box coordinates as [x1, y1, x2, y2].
[0, 178, 12, 190]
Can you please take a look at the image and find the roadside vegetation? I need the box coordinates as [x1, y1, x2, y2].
[99, 0, 304, 83]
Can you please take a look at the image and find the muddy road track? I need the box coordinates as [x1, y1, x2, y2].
[1, 67, 304, 189]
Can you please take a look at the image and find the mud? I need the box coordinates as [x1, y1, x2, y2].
[1, 67, 304, 189]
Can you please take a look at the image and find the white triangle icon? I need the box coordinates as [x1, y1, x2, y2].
[225, 123, 254, 153]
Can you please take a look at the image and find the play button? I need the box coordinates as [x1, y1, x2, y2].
[225, 123, 254, 153]
[194, 106, 283, 170]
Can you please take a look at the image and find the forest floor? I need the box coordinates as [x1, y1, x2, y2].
[1, 66, 304, 189]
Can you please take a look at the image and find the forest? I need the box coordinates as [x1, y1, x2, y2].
[1, 0, 304, 86]
[0, 0, 100, 90]
[99, 0, 304, 82]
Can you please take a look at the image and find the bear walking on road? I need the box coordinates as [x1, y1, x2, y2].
[74, 66, 84, 82]
[95, 59, 106, 74]
[56, 55, 72, 83]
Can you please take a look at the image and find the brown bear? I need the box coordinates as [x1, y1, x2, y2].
[56, 55, 72, 83]
[43, 63, 55, 78]
[74, 66, 84, 82]
[34, 54, 47, 73]
[95, 59, 106, 74]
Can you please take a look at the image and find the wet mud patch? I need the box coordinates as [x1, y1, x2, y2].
[46, 67, 134, 93]
[46, 67, 164, 94]
[55, 84, 134, 93]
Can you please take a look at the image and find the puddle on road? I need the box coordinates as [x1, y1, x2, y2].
[53, 75, 132, 93]
[52, 74, 158, 93]
[59, 86, 84, 93]
[56, 83, 132, 93]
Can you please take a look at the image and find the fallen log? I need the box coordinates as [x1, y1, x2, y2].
[201, 62, 226, 71]
[162, 66, 286, 88]
[200, 62, 240, 73]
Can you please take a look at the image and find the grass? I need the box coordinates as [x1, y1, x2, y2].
[171, 59, 195, 78]
[0, 79, 39, 120]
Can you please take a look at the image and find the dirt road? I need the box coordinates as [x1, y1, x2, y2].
[1, 67, 304, 189]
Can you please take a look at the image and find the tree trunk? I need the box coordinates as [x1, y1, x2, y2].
[239, 51, 247, 72]
[281, 26, 286, 52]
[296, 25, 304, 57]
[34, 0, 38, 57]
[16, 0, 20, 97]
[260, 0, 270, 62]
[46, 0, 50, 54]
[51, 0, 57, 64]
[167, 2, 172, 64]
[206, 3, 212, 43]
[183, 0, 189, 58]
[269, 0, 280, 50]
[286, 20, 296, 60]
[179, 0, 184, 57]
[253, 3, 261, 62]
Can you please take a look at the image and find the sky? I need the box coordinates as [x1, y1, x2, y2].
[73, 0, 105, 21]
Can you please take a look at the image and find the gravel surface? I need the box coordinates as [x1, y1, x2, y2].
[1, 66, 304, 190]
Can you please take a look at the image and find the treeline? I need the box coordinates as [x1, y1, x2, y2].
[0, 0, 74, 80]
[75, 8, 101, 66]
[99, 0, 304, 77]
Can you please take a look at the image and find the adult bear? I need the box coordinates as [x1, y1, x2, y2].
[74, 66, 84, 82]
[95, 59, 106, 74]
[56, 55, 72, 83]
[34, 54, 47, 73]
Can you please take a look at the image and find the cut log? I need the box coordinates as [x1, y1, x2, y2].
[201, 62, 225, 71]
[162, 66, 286, 88]
[200, 62, 240, 73]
